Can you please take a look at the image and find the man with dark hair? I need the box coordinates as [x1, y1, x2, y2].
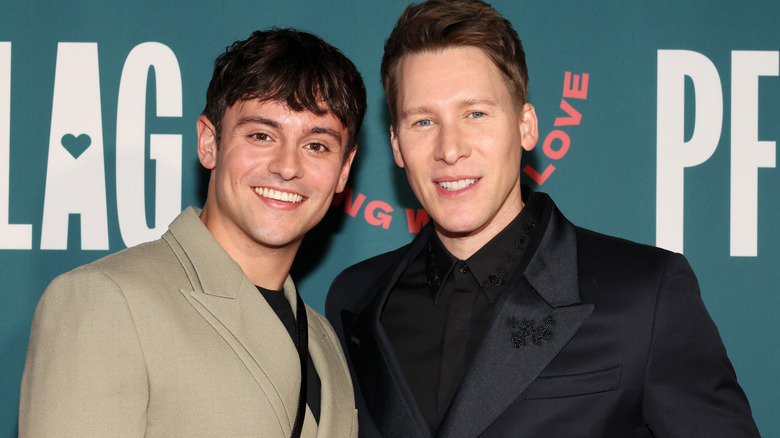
[327, 1, 759, 436]
[21, 29, 365, 437]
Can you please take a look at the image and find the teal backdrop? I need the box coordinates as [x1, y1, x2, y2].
[2, 1, 778, 436]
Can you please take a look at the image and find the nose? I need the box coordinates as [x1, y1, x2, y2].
[267, 144, 303, 181]
[433, 122, 470, 164]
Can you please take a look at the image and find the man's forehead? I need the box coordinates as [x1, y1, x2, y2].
[395, 47, 520, 112]
[230, 98, 341, 125]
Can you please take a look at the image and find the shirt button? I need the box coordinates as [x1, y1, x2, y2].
[459, 263, 470, 274]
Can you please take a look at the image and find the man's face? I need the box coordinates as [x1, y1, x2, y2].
[390, 46, 538, 248]
[198, 99, 355, 258]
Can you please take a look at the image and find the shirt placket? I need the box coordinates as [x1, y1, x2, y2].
[436, 261, 478, 416]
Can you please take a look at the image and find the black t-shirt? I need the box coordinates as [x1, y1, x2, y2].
[257, 286, 322, 423]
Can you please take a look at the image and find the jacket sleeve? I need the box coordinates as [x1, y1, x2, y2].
[19, 268, 148, 437]
[641, 253, 760, 437]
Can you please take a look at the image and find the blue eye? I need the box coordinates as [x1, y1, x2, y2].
[470, 112, 485, 118]
[416, 119, 433, 127]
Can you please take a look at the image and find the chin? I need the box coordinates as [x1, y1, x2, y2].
[249, 226, 301, 248]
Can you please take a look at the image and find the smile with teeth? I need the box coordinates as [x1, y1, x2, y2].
[255, 187, 303, 203]
[439, 178, 478, 191]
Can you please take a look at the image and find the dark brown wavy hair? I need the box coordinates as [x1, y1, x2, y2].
[203, 28, 367, 156]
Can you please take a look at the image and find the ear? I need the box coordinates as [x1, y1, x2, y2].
[519, 103, 539, 152]
[335, 146, 357, 193]
[197, 115, 218, 170]
[389, 125, 406, 168]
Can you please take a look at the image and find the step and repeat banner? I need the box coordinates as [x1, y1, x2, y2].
[1, 0, 778, 435]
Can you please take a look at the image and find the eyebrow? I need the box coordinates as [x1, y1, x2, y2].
[461, 98, 498, 107]
[400, 98, 499, 120]
[236, 116, 344, 144]
[236, 116, 280, 129]
[310, 126, 344, 144]
[400, 106, 435, 120]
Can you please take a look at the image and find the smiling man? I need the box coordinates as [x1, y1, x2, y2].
[326, 1, 759, 437]
[20, 29, 366, 437]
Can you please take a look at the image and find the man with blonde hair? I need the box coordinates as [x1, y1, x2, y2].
[327, 1, 759, 436]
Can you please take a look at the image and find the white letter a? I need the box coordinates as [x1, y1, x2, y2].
[41, 43, 108, 250]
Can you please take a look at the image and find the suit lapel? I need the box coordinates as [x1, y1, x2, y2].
[437, 198, 594, 438]
[344, 228, 433, 438]
[436, 279, 593, 437]
[164, 207, 300, 436]
[307, 304, 355, 436]
[183, 277, 300, 410]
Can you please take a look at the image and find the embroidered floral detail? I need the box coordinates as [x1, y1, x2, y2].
[483, 274, 505, 289]
[427, 274, 440, 290]
[524, 219, 537, 234]
[427, 202, 540, 294]
[425, 242, 442, 292]
[511, 331, 528, 347]
[507, 314, 555, 348]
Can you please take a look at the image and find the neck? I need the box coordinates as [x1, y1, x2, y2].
[240, 248, 297, 290]
[199, 209, 299, 291]
[219, 237, 298, 290]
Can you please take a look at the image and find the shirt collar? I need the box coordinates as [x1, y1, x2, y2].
[425, 189, 544, 302]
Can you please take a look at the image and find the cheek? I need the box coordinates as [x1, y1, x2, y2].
[491, 129, 523, 158]
[404, 170, 431, 202]
[226, 151, 263, 176]
[314, 161, 347, 189]
[398, 144, 429, 172]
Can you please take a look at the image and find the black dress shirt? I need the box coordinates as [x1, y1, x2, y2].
[380, 194, 543, 433]
[257, 286, 322, 423]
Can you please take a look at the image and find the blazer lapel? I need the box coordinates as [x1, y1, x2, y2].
[183, 278, 300, 412]
[437, 200, 594, 438]
[306, 305, 355, 436]
[164, 207, 300, 435]
[344, 228, 433, 438]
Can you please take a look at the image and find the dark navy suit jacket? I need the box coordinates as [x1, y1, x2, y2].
[326, 192, 759, 437]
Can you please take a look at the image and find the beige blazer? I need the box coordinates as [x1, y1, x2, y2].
[20, 207, 357, 437]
